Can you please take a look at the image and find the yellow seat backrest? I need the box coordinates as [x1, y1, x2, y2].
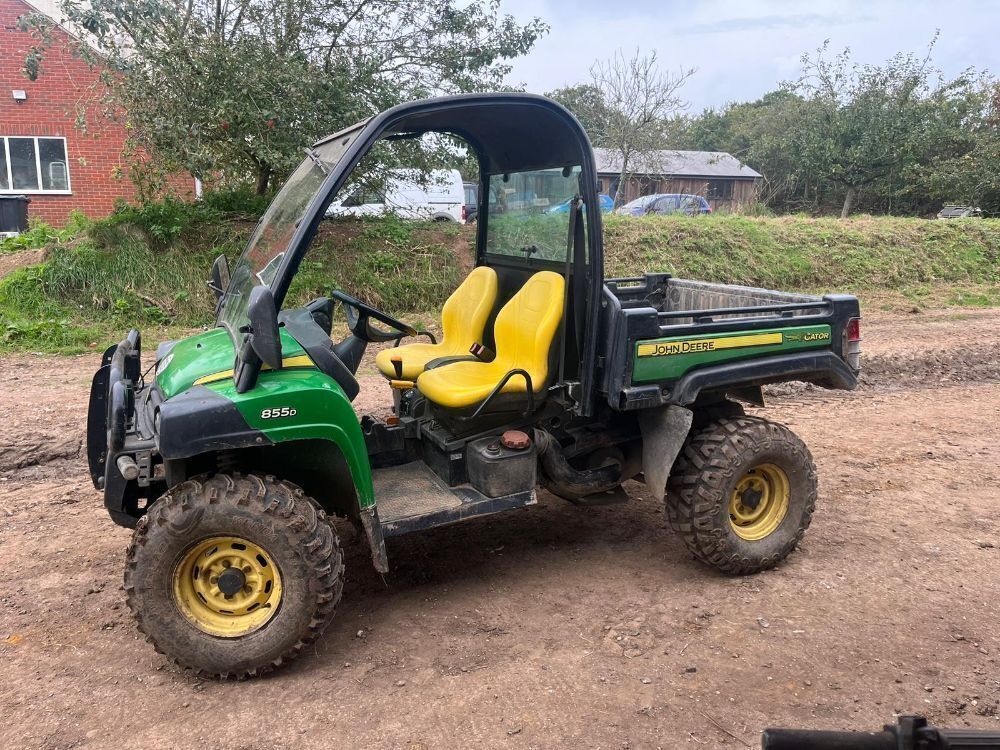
[492, 270, 565, 390]
[439, 266, 498, 354]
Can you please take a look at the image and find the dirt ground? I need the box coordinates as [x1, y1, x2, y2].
[1, 307, 999, 749]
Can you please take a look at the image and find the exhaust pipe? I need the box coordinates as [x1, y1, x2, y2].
[534, 430, 623, 500]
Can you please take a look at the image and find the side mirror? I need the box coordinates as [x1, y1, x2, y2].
[210, 254, 230, 300]
[247, 286, 282, 370]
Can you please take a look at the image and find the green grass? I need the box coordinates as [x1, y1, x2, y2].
[603, 214, 1000, 291]
[2, 206, 999, 354]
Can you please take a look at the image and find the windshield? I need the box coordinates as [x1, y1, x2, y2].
[484, 167, 583, 263]
[218, 126, 364, 336]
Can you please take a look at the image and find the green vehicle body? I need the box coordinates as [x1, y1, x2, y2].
[631, 324, 833, 383]
[154, 327, 375, 509]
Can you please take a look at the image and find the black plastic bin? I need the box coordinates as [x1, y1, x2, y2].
[0, 195, 31, 234]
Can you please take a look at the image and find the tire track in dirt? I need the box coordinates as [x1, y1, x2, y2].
[1, 312, 1000, 749]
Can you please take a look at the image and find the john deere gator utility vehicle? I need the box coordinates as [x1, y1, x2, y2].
[87, 94, 862, 678]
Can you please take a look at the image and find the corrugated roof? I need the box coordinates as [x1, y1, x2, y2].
[593, 147, 762, 179]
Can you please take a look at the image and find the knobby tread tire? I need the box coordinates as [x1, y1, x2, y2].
[665, 416, 817, 575]
[124, 473, 344, 679]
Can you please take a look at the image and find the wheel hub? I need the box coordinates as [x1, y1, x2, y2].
[217, 566, 247, 596]
[728, 464, 790, 541]
[172, 536, 282, 637]
[740, 485, 764, 511]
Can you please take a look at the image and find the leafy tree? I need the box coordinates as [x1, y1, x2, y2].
[22, 0, 546, 193]
[911, 80, 1000, 213]
[787, 39, 985, 217]
[546, 83, 615, 146]
[681, 91, 817, 210]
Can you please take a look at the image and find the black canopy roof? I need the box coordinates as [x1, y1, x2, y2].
[316, 93, 595, 175]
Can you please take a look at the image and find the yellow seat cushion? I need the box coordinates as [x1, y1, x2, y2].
[416, 271, 565, 409]
[374, 266, 498, 380]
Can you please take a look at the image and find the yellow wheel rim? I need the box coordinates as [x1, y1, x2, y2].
[728, 463, 790, 541]
[172, 536, 282, 637]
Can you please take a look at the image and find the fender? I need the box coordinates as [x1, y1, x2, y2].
[158, 373, 375, 510]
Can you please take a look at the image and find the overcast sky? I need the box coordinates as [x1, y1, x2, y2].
[500, 0, 998, 112]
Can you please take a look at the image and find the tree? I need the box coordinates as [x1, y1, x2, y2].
[557, 49, 694, 206]
[787, 39, 984, 218]
[681, 91, 817, 211]
[910, 79, 1000, 214]
[22, 0, 546, 193]
[546, 83, 615, 146]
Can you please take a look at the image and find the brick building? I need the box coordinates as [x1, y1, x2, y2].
[0, 0, 194, 225]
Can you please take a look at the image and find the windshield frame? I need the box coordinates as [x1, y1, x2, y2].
[217, 93, 605, 412]
[216, 121, 369, 343]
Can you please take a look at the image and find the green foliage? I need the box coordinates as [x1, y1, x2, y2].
[671, 43, 998, 217]
[0, 214, 90, 254]
[287, 216, 464, 311]
[603, 214, 1000, 291]
[3, 213, 1000, 354]
[22, 0, 546, 193]
[786, 40, 990, 217]
[546, 84, 615, 146]
[200, 185, 274, 216]
[551, 40, 998, 218]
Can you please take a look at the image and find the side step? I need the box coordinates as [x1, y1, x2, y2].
[372, 461, 536, 537]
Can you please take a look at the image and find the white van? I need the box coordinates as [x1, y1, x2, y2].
[327, 168, 465, 222]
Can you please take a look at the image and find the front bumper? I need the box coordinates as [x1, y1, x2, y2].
[86, 329, 162, 528]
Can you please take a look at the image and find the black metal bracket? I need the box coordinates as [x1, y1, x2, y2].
[470, 369, 534, 419]
[392, 330, 437, 347]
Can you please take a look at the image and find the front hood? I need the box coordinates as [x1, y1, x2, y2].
[155, 328, 237, 399]
[155, 327, 311, 399]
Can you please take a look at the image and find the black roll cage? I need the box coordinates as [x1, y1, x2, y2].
[263, 93, 605, 417]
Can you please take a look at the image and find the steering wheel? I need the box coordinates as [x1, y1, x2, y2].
[330, 290, 418, 343]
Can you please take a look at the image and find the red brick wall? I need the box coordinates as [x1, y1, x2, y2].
[0, 0, 193, 225]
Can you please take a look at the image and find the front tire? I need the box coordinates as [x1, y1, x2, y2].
[666, 416, 817, 574]
[124, 473, 344, 678]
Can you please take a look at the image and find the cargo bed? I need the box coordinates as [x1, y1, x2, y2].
[599, 273, 861, 411]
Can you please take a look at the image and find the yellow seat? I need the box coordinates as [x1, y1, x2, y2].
[375, 266, 498, 380]
[416, 271, 565, 409]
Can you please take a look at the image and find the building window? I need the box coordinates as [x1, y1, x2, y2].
[706, 179, 734, 200]
[0, 136, 71, 194]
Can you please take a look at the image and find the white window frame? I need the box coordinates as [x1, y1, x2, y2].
[0, 136, 73, 195]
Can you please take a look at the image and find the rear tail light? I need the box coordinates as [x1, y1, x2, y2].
[844, 317, 861, 371]
[461, 205, 468, 222]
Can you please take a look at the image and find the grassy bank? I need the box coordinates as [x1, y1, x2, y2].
[604, 214, 1000, 296]
[1, 209, 998, 354]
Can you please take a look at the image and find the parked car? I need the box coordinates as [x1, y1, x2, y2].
[547, 193, 615, 214]
[463, 181, 478, 223]
[616, 193, 711, 216]
[327, 168, 465, 222]
[937, 205, 982, 219]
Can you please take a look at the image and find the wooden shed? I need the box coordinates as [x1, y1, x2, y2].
[594, 148, 762, 212]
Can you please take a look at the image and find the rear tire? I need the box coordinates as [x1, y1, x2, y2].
[124, 473, 344, 678]
[666, 416, 816, 574]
